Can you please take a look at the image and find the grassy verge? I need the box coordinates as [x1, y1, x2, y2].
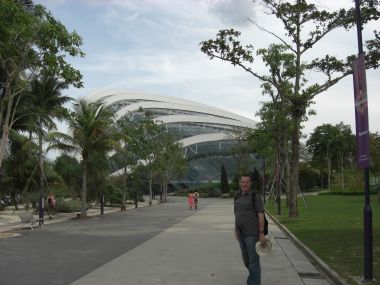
[267, 195, 379, 285]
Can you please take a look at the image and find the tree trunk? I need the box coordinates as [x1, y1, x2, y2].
[149, 174, 152, 205]
[38, 122, 44, 199]
[285, 159, 290, 207]
[81, 159, 88, 217]
[0, 87, 13, 167]
[327, 152, 331, 190]
[121, 165, 127, 211]
[276, 136, 282, 204]
[320, 173, 323, 189]
[289, 115, 301, 218]
[11, 192, 19, 210]
[121, 142, 128, 211]
[162, 173, 168, 203]
[121, 191, 127, 211]
[38, 121, 45, 222]
[288, 5, 303, 218]
[279, 118, 289, 207]
[340, 152, 344, 189]
[164, 183, 168, 202]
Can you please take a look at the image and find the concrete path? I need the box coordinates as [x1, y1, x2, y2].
[70, 199, 332, 285]
[0, 197, 334, 285]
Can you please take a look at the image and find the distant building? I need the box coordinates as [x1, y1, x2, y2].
[88, 90, 259, 189]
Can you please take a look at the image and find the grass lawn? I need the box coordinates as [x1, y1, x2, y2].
[267, 195, 379, 285]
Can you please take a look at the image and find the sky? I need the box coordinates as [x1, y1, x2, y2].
[34, 0, 380, 141]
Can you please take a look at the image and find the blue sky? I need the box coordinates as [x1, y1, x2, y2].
[34, 0, 380, 138]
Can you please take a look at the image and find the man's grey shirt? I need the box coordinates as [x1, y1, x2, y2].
[234, 192, 264, 236]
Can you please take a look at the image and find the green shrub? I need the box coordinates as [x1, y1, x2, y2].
[54, 198, 82, 213]
[299, 164, 319, 192]
[229, 189, 238, 198]
[191, 183, 221, 197]
[172, 191, 188, 197]
[220, 165, 229, 194]
[319, 190, 377, 195]
[371, 183, 380, 192]
[206, 190, 220, 197]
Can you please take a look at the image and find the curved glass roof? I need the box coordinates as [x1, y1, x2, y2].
[89, 90, 260, 187]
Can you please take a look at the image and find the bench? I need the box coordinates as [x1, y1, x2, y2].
[18, 212, 44, 230]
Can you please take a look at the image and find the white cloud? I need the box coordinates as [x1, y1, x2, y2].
[34, 0, 380, 140]
[207, 0, 256, 27]
[41, 0, 66, 5]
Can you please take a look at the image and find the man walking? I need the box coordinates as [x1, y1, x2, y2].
[234, 174, 265, 285]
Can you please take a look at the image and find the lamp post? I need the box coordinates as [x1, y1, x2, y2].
[353, 0, 373, 282]
[100, 193, 104, 215]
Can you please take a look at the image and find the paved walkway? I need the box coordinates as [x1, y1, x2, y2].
[70, 199, 333, 285]
[0, 197, 337, 285]
[0, 198, 154, 232]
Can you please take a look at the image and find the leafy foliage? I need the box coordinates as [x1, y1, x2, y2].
[298, 162, 319, 192]
[48, 99, 117, 217]
[1, 130, 37, 209]
[53, 154, 81, 198]
[0, 0, 84, 168]
[200, 0, 380, 217]
[220, 164, 229, 194]
[307, 122, 355, 189]
[155, 131, 187, 202]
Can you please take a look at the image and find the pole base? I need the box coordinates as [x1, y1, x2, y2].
[358, 276, 376, 284]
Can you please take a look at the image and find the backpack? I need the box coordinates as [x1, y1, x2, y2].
[234, 192, 269, 235]
[251, 193, 269, 235]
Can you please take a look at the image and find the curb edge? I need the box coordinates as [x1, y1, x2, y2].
[266, 210, 350, 285]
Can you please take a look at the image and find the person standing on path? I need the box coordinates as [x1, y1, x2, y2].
[193, 191, 199, 209]
[47, 192, 56, 219]
[188, 191, 195, 209]
[234, 174, 265, 285]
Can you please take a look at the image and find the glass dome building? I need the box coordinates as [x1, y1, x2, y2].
[88, 90, 260, 188]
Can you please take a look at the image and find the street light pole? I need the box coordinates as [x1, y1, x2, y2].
[354, 0, 373, 282]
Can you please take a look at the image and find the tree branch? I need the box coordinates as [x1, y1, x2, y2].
[203, 51, 277, 87]
[247, 19, 296, 54]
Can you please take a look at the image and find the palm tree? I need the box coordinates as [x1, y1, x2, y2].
[27, 72, 70, 221]
[1, 130, 38, 210]
[48, 99, 117, 217]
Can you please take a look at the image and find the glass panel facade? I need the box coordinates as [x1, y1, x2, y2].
[100, 92, 259, 187]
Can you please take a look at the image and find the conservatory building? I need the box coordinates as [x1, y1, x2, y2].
[88, 90, 260, 188]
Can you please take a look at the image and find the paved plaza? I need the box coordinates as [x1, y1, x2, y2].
[0, 197, 337, 285]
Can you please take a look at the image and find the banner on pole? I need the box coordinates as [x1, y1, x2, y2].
[353, 54, 370, 168]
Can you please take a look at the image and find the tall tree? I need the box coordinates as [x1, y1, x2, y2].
[255, 98, 293, 204]
[229, 128, 256, 175]
[1, 130, 37, 210]
[155, 132, 187, 202]
[220, 164, 229, 195]
[27, 72, 71, 220]
[369, 132, 380, 202]
[0, 0, 84, 167]
[200, 0, 380, 217]
[48, 99, 116, 217]
[53, 154, 81, 198]
[307, 123, 355, 190]
[87, 150, 110, 202]
[335, 122, 355, 189]
[251, 168, 261, 193]
[308, 124, 339, 190]
[133, 120, 165, 205]
[114, 115, 143, 211]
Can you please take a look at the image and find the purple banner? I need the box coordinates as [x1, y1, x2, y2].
[353, 54, 370, 168]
